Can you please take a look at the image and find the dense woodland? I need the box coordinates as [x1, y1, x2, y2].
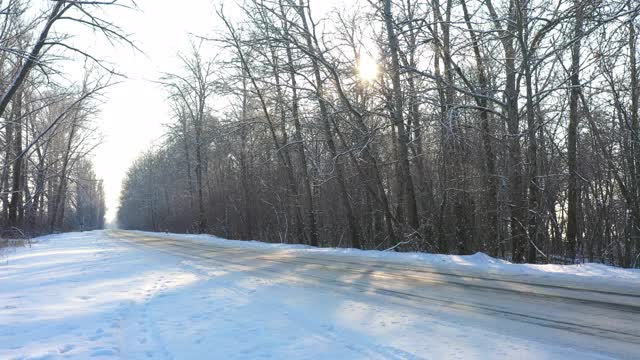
[0, 0, 132, 236]
[118, 0, 640, 267]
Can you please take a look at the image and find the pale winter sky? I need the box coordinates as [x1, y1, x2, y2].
[87, 0, 224, 223]
[82, 0, 344, 223]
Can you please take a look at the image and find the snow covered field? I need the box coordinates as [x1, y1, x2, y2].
[1, 230, 639, 359]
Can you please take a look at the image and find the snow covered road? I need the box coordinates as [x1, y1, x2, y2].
[1, 230, 640, 359]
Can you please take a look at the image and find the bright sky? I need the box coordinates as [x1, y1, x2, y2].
[81, 0, 345, 223]
[88, 0, 216, 223]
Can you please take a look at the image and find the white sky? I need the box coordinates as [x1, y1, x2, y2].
[76, 0, 344, 223]
[87, 0, 216, 223]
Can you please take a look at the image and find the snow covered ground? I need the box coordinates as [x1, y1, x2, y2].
[1, 230, 639, 359]
[137, 230, 640, 291]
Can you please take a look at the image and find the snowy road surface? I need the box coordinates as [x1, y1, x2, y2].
[1, 230, 640, 359]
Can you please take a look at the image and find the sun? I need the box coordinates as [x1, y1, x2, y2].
[358, 54, 378, 82]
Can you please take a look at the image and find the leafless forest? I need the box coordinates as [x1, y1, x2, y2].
[0, 1, 134, 237]
[3, 0, 639, 267]
[119, 0, 640, 267]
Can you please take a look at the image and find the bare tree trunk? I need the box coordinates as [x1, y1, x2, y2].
[295, 0, 361, 248]
[194, 105, 206, 233]
[8, 88, 23, 228]
[432, 0, 449, 253]
[280, 0, 319, 247]
[27, 145, 46, 231]
[179, 113, 195, 207]
[628, 7, 640, 265]
[518, 0, 541, 263]
[1, 100, 14, 225]
[383, 0, 419, 230]
[239, 76, 254, 240]
[267, 40, 305, 244]
[50, 116, 78, 232]
[486, 0, 527, 262]
[567, 0, 584, 262]
[461, 0, 499, 255]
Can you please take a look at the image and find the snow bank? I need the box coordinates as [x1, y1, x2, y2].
[136, 230, 640, 287]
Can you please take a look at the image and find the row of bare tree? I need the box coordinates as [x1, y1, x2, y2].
[0, 0, 132, 236]
[118, 0, 640, 267]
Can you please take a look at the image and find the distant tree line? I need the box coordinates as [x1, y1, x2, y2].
[118, 0, 640, 267]
[0, 0, 133, 236]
